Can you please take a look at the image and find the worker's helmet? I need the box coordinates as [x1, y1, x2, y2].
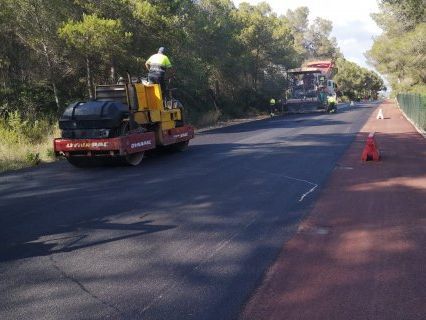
[158, 47, 165, 54]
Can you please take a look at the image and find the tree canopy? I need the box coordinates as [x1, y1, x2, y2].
[1, 0, 381, 123]
[366, 0, 425, 94]
[334, 58, 385, 100]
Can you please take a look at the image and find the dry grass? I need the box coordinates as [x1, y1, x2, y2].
[0, 113, 59, 173]
[193, 109, 222, 128]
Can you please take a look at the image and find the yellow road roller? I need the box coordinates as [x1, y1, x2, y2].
[54, 78, 194, 166]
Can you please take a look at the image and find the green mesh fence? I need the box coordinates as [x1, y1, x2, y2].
[397, 93, 426, 131]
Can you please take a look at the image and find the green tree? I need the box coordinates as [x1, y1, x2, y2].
[334, 58, 384, 100]
[1, 0, 367, 127]
[285, 6, 309, 60]
[382, 0, 425, 31]
[236, 3, 292, 90]
[367, 0, 425, 93]
[3, 0, 76, 111]
[59, 14, 132, 98]
[191, 0, 241, 110]
[304, 17, 340, 60]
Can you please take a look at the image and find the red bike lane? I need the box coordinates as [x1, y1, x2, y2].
[240, 100, 426, 320]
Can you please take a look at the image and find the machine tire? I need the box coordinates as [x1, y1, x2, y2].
[118, 121, 145, 166]
[123, 151, 144, 166]
[171, 141, 189, 152]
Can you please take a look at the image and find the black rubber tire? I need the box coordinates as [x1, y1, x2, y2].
[119, 121, 145, 166]
[170, 141, 189, 152]
[122, 151, 144, 166]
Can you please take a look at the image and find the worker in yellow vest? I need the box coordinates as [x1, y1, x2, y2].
[327, 94, 337, 113]
[145, 47, 173, 95]
[269, 98, 276, 116]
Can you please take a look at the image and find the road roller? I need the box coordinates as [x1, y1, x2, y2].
[54, 78, 194, 167]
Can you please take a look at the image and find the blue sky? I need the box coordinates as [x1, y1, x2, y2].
[231, 0, 383, 70]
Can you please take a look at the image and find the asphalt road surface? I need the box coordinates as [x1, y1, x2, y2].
[0, 103, 375, 320]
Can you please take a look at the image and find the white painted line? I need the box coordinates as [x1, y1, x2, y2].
[298, 184, 318, 202]
[247, 166, 319, 203]
[276, 174, 318, 202]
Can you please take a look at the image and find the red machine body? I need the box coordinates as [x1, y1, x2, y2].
[54, 125, 194, 158]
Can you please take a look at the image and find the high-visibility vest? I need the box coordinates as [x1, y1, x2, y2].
[327, 95, 336, 104]
[146, 53, 172, 73]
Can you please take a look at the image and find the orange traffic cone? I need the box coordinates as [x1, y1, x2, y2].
[361, 132, 380, 161]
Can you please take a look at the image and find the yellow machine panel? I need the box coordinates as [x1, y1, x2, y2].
[149, 110, 161, 122]
[131, 83, 183, 128]
[173, 110, 182, 121]
[134, 83, 148, 110]
[160, 111, 171, 122]
[134, 111, 150, 124]
[160, 110, 181, 122]
[160, 121, 176, 131]
[135, 83, 163, 111]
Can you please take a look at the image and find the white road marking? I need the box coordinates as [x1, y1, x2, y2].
[247, 166, 319, 203]
[279, 174, 318, 202]
[298, 184, 318, 202]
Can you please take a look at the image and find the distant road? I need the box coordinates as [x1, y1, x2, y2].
[0, 103, 374, 320]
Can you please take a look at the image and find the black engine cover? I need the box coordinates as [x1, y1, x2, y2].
[59, 101, 129, 139]
[59, 100, 129, 130]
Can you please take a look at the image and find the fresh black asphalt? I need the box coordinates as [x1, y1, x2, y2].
[0, 103, 375, 319]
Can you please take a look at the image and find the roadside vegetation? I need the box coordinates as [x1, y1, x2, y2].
[334, 58, 384, 101]
[366, 0, 425, 132]
[366, 0, 425, 94]
[0, 0, 385, 172]
[0, 112, 58, 172]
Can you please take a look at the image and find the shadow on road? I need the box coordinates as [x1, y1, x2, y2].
[0, 129, 370, 264]
[0, 218, 175, 262]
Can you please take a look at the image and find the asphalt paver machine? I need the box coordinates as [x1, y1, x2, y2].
[286, 60, 337, 113]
